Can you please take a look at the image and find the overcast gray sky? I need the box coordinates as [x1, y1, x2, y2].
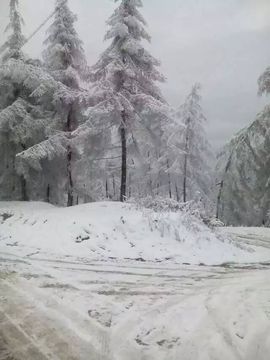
[1, 0, 270, 149]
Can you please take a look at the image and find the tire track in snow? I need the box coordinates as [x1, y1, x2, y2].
[0, 277, 112, 360]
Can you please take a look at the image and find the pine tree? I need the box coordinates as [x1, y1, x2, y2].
[0, 0, 26, 62]
[89, 0, 167, 202]
[0, 0, 28, 200]
[15, 0, 110, 205]
[0, 0, 77, 203]
[216, 63, 270, 225]
[176, 84, 212, 204]
[11, 0, 110, 206]
[0, 59, 70, 202]
[165, 112, 185, 201]
[42, 0, 88, 206]
[43, 0, 87, 88]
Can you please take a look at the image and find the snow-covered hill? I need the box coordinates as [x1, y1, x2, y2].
[1, 201, 269, 265]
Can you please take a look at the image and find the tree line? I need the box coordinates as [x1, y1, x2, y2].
[0, 0, 212, 209]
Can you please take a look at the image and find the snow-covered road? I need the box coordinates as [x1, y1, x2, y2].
[0, 244, 270, 360]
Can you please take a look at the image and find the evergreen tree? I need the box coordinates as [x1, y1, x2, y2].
[176, 84, 212, 204]
[165, 112, 185, 201]
[0, 0, 76, 204]
[0, 0, 26, 62]
[89, 0, 167, 202]
[0, 60, 69, 202]
[216, 63, 270, 225]
[16, 0, 109, 206]
[43, 0, 87, 88]
[42, 0, 88, 206]
[0, 0, 29, 200]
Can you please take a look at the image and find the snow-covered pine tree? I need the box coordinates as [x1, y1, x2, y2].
[18, 0, 87, 206]
[0, 0, 29, 200]
[89, 0, 168, 202]
[31, 0, 89, 206]
[165, 111, 185, 201]
[175, 84, 212, 205]
[0, 0, 26, 62]
[43, 0, 87, 89]
[0, 0, 72, 202]
[216, 63, 270, 226]
[15, 0, 110, 205]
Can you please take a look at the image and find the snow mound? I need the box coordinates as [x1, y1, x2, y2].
[0, 201, 265, 265]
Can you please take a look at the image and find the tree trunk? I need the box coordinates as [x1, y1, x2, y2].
[66, 108, 75, 207]
[120, 111, 127, 202]
[183, 153, 188, 203]
[175, 182, 180, 202]
[67, 144, 73, 207]
[167, 159, 172, 199]
[216, 181, 224, 219]
[20, 143, 28, 201]
[112, 175, 116, 198]
[46, 184, 50, 203]
[106, 179, 109, 199]
[21, 176, 28, 201]
[147, 151, 153, 196]
[183, 119, 190, 203]
[128, 173, 132, 198]
[216, 153, 233, 219]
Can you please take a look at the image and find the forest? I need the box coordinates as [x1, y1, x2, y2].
[1, 1, 270, 359]
[0, 0, 269, 227]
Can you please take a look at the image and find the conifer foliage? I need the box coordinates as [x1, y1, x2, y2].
[42, 0, 88, 206]
[0, 0, 26, 62]
[0, 0, 68, 202]
[90, 0, 167, 202]
[0, 0, 215, 214]
[15, 0, 90, 206]
[43, 0, 87, 88]
[216, 64, 270, 226]
[171, 84, 212, 204]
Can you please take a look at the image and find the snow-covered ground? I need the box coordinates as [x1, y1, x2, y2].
[1, 202, 270, 359]
[1, 201, 270, 265]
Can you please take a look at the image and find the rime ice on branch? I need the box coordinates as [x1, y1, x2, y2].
[89, 0, 168, 201]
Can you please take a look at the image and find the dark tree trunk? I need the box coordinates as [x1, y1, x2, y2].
[112, 175, 116, 198]
[183, 153, 188, 203]
[147, 151, 153, 196]
[216, 153, 233, 219]
[20, 143, 28, 201]
[66, 108, 75, 207]
[67, 144, 73, 207]
[106, 179, 109, 199]
[216, 180, 224, 219]
[46, 184, 50, 203]
[120, 111, 127, 202]
[175, 182, 180, 202]
[21, 176, 28, 201]
[128, 173, 132, 198]
[167, 159, 172, 199]
[183, 119, 190, 203]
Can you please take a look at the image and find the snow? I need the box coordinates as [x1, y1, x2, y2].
[1, 201, 270, 359]
[1, 201, 270, 265]
[1, 0, 270, 357]
[1, 239, 270, 359]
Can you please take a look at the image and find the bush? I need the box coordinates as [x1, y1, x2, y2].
[129, 196, 187, 212]
[129, 196, 219, 230]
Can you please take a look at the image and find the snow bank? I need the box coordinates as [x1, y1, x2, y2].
[0, 201, 268, 265]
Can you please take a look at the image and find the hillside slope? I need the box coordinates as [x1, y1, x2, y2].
[1, 201, 270, 265]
